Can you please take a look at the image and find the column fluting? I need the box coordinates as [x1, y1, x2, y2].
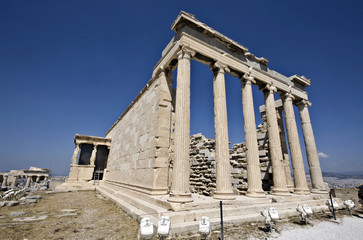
[212, 62, 235, 200]
[241, 71, 265, 198]
[297, 100, 326, 193]
[276, 108, 294, 191]
[168, 47, 195, 203]
[263, 84, 290, 196]
[282, 93, 310, 194]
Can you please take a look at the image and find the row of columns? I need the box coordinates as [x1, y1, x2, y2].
[1, 175, 47, 189]
[168, 47, 326, 203]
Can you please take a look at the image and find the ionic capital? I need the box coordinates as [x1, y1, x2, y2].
[177, 46, 196, 60]
[211, 61, 229, 74]
[281, 92, 295, 101]
[296, 99, 312, 107]
[241, 67, 256, 85]
[263, 83, 277, 93]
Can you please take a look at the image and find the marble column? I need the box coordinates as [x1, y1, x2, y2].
[90, 144, 98, 166]
[212, 62, 235, 200]
[1, 175, 8, 188]
[241, 71, 265, 198]
[71, 143, 80, 165]
[168, 47, 195, 203]
[297, 100, 326, 193]
[11, 176, 18, 188]
[35, 175, 40, 183]
[25, 176, 31, 188]
[263, 84, 290, 196]
[282, 93, 310, 194]
[276, 108, 294, 191]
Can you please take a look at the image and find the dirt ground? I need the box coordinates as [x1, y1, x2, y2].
[0, 191, 139, 240]
[0, 190, 359, 240]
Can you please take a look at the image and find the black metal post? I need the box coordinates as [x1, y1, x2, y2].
[329, 190, 336, 220]
[220, 200, 224, 240]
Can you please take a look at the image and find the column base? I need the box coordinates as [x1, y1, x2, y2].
[168, 193, 193, 203]
[272, 188, 292, 196]
[287, 185, 295, 192]
[294, 188, 311, 195]
[311, 188, 329, 194]
[213, 191, 236, 200]
[246, 189, 266, 198]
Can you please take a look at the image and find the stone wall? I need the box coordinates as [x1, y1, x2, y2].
[104, 72, 173, 195]
[188, 122, 273, 196]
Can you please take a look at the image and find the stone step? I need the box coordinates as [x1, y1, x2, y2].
[97, 184, 166, 221]
[169, 200, 328, 235]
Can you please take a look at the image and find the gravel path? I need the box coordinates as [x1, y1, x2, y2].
[275, 216, 363, 240]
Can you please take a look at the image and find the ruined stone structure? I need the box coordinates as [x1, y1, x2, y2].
[0, 167, 50, 190]
[58, 11, 329, 233]
[189, 132, 272, 197]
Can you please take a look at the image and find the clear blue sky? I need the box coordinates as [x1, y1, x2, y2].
[1, 1, 362, 176]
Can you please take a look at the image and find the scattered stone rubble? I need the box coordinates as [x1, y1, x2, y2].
[189, 121, 273, 196]
[0, 188, 44, 207]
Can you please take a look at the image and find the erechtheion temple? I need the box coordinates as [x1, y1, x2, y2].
[57, 11, 329, 233]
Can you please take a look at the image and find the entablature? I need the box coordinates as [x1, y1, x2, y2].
[153, 11, 311, 101]
[74, 134, 111, 147]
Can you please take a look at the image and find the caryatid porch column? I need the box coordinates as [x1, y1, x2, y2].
[212, 62, 235, 200]
[90, 144, 98, 166]
[282, 93, 310, 194]
[168, 47, 195, 203]
[25, 176, 31, 188]
[11, 176, 18, 188]
[2, 175, 8, 188]
[71, 143, 80, 165]
[297, 100, 326, 193]
[263, 84, 290, 196]
[276, 108, 294, 191]
[241, 70, 265, 198]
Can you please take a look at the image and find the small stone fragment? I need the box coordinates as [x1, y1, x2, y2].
[60, 209, 78, 212]
[55, 213, 78, 218]
[7, 201, 19, 206]
[9, 212, 26, 217]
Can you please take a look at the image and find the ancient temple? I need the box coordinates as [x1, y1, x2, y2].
[57, 11, 328, 233]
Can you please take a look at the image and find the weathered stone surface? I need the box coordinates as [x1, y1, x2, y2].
[13, 215, 47, 222]
[60, 209, 78, 212]
[9, 211, 26, 217]
[55, 213, 78, 218]
[7, 201, 19, 206]
[26, 195, 42, 199]
[21, 199, 37, 205]
[189, 130, 273, 196]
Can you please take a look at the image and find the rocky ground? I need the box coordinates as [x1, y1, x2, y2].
[0, 190, 362, 240]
